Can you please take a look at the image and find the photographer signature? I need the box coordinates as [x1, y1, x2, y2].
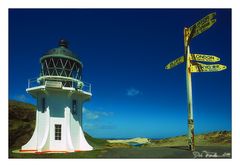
[193, 150, 231, 158]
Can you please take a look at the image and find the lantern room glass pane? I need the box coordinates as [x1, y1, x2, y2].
[41, 57, 82, 79]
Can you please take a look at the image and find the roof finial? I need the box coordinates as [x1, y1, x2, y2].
[59, 39, 68, 48]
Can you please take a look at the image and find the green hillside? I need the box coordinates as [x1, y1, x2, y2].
[9, 100, 36, 148]
[149, 131, 231, 147]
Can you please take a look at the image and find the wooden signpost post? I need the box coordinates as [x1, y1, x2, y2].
[165, 12, 227, 151]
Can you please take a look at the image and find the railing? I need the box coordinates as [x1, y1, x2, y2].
[28, 78, 39, 88]
[27, 77, 92, 93]
[82, 81, 91, 93]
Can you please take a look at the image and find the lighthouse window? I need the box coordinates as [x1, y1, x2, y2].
[72, 100, 77, 114]
[42, 98, 45, 113]
[55, 124, 62, 140]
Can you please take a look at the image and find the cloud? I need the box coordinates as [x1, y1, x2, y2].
[83, 107, 113, 120]
[83, 123, 96, 129]
[99, 111, 114, 117]
[85, 111, 99, 120]
[126, 88, 141, 96]
[82, 108, 115, 131]
[14, 94, 27, 102]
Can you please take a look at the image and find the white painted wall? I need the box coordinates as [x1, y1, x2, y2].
[21, 86, 93, 152]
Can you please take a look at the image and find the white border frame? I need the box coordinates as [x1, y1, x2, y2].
[1, 0, 239, 166]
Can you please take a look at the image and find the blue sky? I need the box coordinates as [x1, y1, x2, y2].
[9, 9, 231, 139]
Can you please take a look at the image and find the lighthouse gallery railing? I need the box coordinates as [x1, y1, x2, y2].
[27, 77, 91, 93]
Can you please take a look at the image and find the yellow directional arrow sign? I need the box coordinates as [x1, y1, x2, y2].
[165, 53, 220, 70]
[190, 54, 220, 62]
[165, 56, 184, 69]
[190, 62, 227, 73]
[189, 12, 216, 39]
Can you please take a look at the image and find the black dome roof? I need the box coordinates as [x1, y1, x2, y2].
[40, 39, 81, 64]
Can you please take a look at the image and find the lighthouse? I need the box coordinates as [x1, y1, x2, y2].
[21, 40, 93, 153]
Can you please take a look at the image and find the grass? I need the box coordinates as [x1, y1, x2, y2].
[9, 147, 105, 158]
[84, 132, 109, 149]
[149, 131, 231, 147]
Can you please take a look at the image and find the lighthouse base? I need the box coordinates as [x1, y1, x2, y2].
[21, 86, 93, 153]
[21, 122, 93, 153]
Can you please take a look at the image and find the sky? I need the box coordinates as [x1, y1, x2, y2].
[9, 9, 231, 139]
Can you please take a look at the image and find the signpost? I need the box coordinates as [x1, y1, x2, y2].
[190, 54, 220, 62]
[165, 56, 184, 69]
[190, 63, 227, 73]
[165, 12, 227, 151]
[189, 12, 217, 39]
[184, 28, 195, 151]
[165, 54, 220, 70]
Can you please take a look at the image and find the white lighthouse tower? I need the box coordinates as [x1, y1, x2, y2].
[21, 40, 93, 153]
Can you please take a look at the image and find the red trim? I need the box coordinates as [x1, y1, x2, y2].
[74, 150, 81, 152]
[20, 149, 37, 152]
[36, 150, 69, 154]
[43, 150, 68, 153]
[20, 149, 72, 154]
